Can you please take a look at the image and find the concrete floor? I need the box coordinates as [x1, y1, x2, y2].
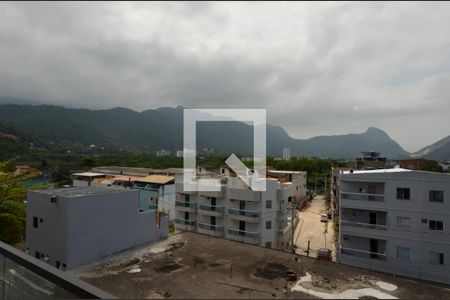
[73, 232, 450, 299]
[294, 195, 335, 259]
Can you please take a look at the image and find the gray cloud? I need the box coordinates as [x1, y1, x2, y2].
[0, 2, 449, 151]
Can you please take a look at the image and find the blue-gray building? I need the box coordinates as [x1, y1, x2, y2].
[26, 186, 168, 270]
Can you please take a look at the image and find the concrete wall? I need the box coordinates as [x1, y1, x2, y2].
[26, 188, 168, 270]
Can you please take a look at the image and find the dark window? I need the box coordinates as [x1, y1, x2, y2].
[422, 218, 428, 224]
[185, 194, 190, 202]
[265, 242, 272, 248]
[429, 220, 443, 231]
[266, 221, 271, 230]
[396, 188, 410, 200]
[430, 252, 444, 265]
[288, 196, 292, 203]
[33, 217, 38, 228]
[429, 191, 444, 203]
[221, 168, 225, 174]
[56, 261, 61, 269]
[40, 218, 43, 223]
[35, 252, 40, 259]
[266, 200, 272, 209]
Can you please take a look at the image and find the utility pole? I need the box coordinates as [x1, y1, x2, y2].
[291, 203, 295, 253]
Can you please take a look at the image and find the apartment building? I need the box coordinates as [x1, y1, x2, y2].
[338, 168, 450, 285]
[174, 167, 307, 250]
[26, 187, 168, 270]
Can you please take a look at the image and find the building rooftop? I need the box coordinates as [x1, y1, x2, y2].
[72, 232, 450, 299]
[31, 186, 136, 198]
[72, 172, 106, 177]
[342, 168, 411, 174]
[135, 175, 175, 185]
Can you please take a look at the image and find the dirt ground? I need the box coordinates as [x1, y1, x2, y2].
[294, 195, 335, 259]
[72, 232, 450, 299]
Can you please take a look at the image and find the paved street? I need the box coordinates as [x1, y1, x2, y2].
[293, 195, 335, 259]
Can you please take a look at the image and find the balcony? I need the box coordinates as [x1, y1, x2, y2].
[340, 247, 386, 261]
[341, 192, 384, 202]
[227, 228, 260, 243]
[228, 208, 261, 223]
[198, 204, 224, 217]
[198, 223, 225, 235]
[199, 189, 224, 198]
[175, 218, 196, 227]
[0, 240, 114, 299]
[148, 203, 158, 210]
[229, 189, 260, 202]
[341, 220, 387, 230]
[175, 201, 197, 213]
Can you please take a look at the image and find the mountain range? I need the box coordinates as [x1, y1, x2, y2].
[0, 103, 448, 161]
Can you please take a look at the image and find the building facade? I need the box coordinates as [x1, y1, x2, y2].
[174, 168, 307, 250]
[338, 168, 450, 285]
[26, 187, 168, 270]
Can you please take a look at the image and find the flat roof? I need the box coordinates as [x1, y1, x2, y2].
[342, 168, 411, 174]
[134, 175, 175, 185]
[72, 232, 450, 299]
[72, 172, 106, 177]
[31, 186, 135, 197]
[267, 170, 305, 174]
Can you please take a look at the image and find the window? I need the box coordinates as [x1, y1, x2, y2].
[265, 242, 272, 248]
[185, 194, 190, 202]
[266, 200, 272, 209]
[429, 220, 443, 232]
[429, 191, 444, 203]
[429, 252, 444, 265]
[33, 216, 38, 228]
[396, 247, 411, 260]
[396, 217, 411, 230]
[421, 218, 428, 224]
[396, 188, 410, 200]
[266, 221, 272, 230]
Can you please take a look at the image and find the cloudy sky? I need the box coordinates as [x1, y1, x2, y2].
[1, 2, 449, 151]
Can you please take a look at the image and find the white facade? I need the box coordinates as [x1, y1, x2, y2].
[338, 168, 450, 285]
[282, 147, 291, 161]
[174, 168, 307, 250]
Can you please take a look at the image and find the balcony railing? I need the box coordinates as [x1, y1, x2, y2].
[227, 228, 260, 240]
[0, 241, 115, 299]
[341, 220, 387, 230]
[198, 223, 224, 232]
[175, 201, 197, 208]
[148, 203, 158, 210]
[175, 218, 196, 226]
[228, 208, 260, 218]
[341, 192, 384, 202]
[198, 204, 224, 213]
[340, 246, 386, 261]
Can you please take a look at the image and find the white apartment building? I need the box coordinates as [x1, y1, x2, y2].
[174, 167, 307, 250]
[282, 147, 291, 161]
[338, 168, 450, 285]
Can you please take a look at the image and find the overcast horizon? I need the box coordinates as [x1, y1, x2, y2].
[1, 2, 450, 152]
